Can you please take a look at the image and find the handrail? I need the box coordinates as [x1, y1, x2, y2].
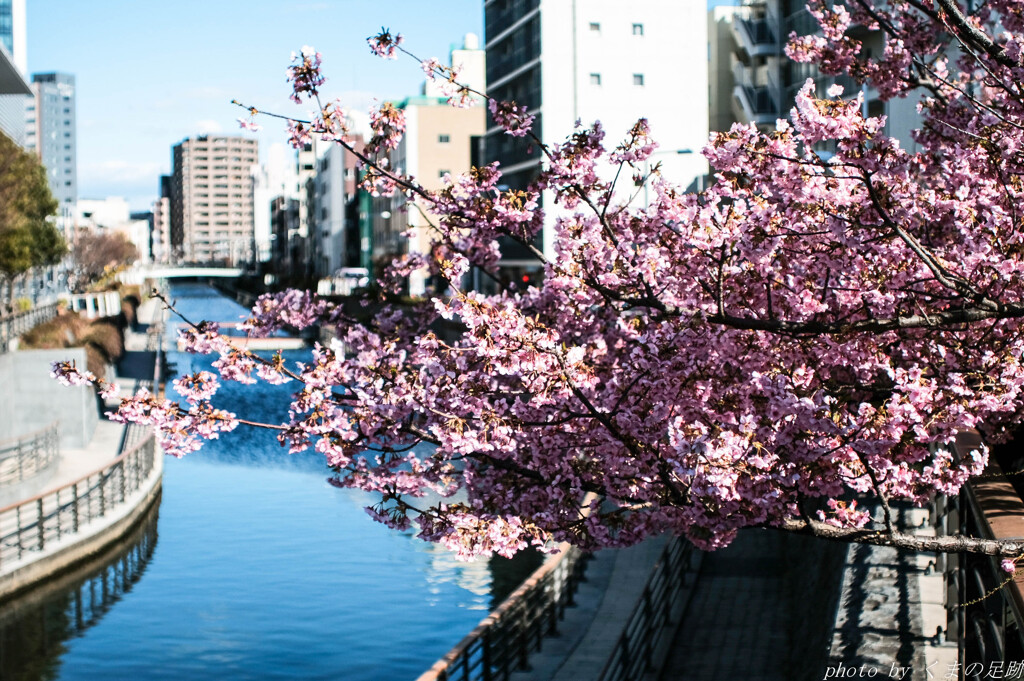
[598, 538, 693, 681]
[0, 432, 158, 572]
[939, 432, 1024, 674]
[417, 541, 589, 681]
[0, 421, 60, 486]
[0, 303, 60, 353]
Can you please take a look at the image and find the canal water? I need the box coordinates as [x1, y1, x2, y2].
[0, 283, 540, 681]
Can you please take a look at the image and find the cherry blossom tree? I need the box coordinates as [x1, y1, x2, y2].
[57, 2, 1024, 563]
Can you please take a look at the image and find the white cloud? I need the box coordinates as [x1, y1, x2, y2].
[82, 159, 163, 185]
[196, 119, 224, 135]
[79, 159, 165, 209]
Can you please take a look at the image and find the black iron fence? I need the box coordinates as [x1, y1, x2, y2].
[937, 433, 1024, 679]
[0, 434, 158, 571]
[598, 538, 693, 681]
[417, 544, 590, 681]
[0, 303, 59, 353]
[0, 422, 59, 486]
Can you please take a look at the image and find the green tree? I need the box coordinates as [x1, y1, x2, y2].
[0, 131, 63, 312]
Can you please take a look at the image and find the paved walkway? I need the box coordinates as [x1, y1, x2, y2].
[658, 529, 829, 681]
[507, 535, 677, 681]
[498, 510, 957, 681]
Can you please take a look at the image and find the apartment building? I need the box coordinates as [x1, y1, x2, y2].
[308, 137, 364, 281]
[722, 0, 921, 149]
[152, 176, 171, 264]
[25, 72, 76, 207]
[370, 34, 487, 296]
[170, 135, 258, 265]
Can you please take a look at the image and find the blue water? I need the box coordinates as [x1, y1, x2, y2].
[0, 284, 501, 681]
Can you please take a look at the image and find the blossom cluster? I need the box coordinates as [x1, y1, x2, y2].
[61, 8, 1024, 560]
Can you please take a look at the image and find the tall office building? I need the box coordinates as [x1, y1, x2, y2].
[483, 0, 709, 278]
[0, 0, 28, 146]
[170, 135, 258, 265]
[25, 72, 77, 207]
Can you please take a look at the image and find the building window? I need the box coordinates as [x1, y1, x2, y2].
[590, 73, 601, 86]
[633, 73, 645, 86]
[589, 22, 600, 32]
[439, 169, 450, 178]
[632, 23, 644, 36]
[438, 134, 450, 143]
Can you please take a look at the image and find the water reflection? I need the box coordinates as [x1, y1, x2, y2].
[0, 284, 543, 680]
[0, 493, 161, 681]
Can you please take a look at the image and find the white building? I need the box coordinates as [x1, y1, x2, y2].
[251, 143, 295, 263]
[0, 0, 28, 146]
[76, 197, 131, 230]
[309, 143, 349, 280]
[25, 72, 77, 208]
[483, 0, 710, 275]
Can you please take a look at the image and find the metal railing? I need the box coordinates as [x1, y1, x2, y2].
[0, 421, 60, 486]
[0, 303, 60, 353]
[417, 544, 590, 681]
[935, 432, 1024, 679]
[0, 433, 158, 571]
[598, 538, 693, 681]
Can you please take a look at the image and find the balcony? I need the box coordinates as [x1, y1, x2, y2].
[733, 2, 780, 60]
[732, 62, 782, 127]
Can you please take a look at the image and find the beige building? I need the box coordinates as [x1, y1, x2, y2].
[171, 135, 258, 265]
[372, 35, 486, 296]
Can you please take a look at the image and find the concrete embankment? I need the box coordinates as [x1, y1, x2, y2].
[0, 296, 166, 603]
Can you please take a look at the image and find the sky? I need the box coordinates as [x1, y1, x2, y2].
[27, 1, 736, 211]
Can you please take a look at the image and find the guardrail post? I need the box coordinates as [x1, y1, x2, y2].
[482, 627, 493, 681]
[73, 482, 79, 532]
[16, 505, 23, 558]
[518, 604, 530, 670]
[643, 585, 654, 669]
[36, 498, 44, 551]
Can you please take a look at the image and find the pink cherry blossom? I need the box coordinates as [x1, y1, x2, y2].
[58, 9, 1024, 561]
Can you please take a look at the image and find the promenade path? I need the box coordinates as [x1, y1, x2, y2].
[500, 504, 956, 681]
[657, 508, 956, 681]
[0, 297, 164, 598]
